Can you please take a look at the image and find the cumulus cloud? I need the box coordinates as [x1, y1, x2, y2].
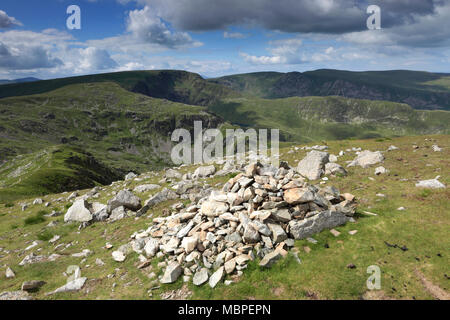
[126, 6, 196, 48]
[77, 47, 118, 71]
[241, 38, 305, 65]
[0, 10, 22, 28]
[0, 41, 62, 70]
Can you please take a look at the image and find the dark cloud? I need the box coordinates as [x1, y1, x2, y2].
[127, 0, 443, 35]
[0, 41, 62, 70]
[0, 10, 22, 28]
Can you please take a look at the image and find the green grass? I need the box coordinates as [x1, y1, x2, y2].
[24, 210, 47, 226]
[0, 134, 448, 300]
[208, 96, 450, 143]
[0, 145, 121, 203]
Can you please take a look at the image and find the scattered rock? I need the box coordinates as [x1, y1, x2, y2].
[374, 166, 388, 175]
[209, 266, 224, 288]
[348, 150, 384, 168]
[46, 277, 87, 295]
[259, 251, 282, 268]
[416, 177, 445, 189]
[5, 267, 15, 279]
[193, 268, 209, 286]
[160, 262, 182, 284]
[64, 199, 93, 223]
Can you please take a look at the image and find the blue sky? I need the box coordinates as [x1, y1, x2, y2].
[0, 0, 449, 79]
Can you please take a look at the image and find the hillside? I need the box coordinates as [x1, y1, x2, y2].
[210, 70, 450, 110]
[1, 69, 450, 110]
[208, 96, 450, 142]
[0, 135, 448, 300]
[0, 145, 120, 203]
[0, 70, 236, 106]
[0, 81, 223, 174]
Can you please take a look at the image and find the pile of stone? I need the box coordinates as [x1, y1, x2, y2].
[117, 161, 356, 288]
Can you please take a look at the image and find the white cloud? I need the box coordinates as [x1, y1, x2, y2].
[241, 38, 305, 65]
[77, 47, 118, 72]
[126, 6, 197, 48]
[0, 10, 22, 28]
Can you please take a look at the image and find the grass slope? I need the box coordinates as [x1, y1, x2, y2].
[208, 96, 450, 143]
[0, 145, 120, 203]
[0, 134, 448, 300]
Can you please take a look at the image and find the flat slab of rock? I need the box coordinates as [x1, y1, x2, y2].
[193, 268, 209, 286]
[284, 188, 315, 204]
[297, 151, 329, 180]
[46, 277, 87, 295]
[348, 150, 384, 168]
[289, 210, 350, 239]
[259, 250, 282, 268]
[415, 177, 445, 189]
[209, 266, 224, 288]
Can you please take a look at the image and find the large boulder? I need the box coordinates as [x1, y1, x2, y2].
[297, 151, 329, 180]
[107, 190, 141, 213]
[193, 165, 216, 178]
[347, 150, 384, 168]
[289, 209, 350, 239]
[64, 199, 93, 223]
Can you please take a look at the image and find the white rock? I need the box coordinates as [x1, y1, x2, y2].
[64, 199, 93, 223]
[415, 177, 445, 189]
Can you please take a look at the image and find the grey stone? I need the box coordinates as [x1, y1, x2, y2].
[161, 262, 182, 284]
[259, 250, 282, 268]
[46, 277, 87, 295]
[289, 210, 350, 239]
[107, 190, 141, 212]
[347, 150, 384, 168]
[297, 151, 329, 180]
[193, 268, 209, 286]
[209, 266, 224, 288]
[267, 223, 288, 243]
